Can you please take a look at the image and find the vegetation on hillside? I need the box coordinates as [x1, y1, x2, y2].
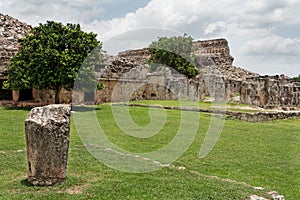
[148, 35, 199, 78]
[292, 74, 300, 82]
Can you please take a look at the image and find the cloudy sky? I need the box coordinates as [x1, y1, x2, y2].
[1, 0, 299, 76]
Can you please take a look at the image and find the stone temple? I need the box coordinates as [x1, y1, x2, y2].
[0, 13, 299, 108]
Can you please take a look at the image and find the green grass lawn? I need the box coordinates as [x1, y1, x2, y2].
[0, 104, 299, 199]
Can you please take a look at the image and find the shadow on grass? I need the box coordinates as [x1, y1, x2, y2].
[72, 105, 102, 112]
[4, 107, 32, 111]
[3, 104, 102, 112]
[20, 179, 33, 187]
[20, 178, 67, 187]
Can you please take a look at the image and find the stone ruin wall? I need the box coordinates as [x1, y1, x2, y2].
[0, 13, 32, 76]
[118, 48, 149, 63]
[118, 38, 234, 67]
[94, 66, 202, 104]
[0, 13, 32, 100]
[0, 13, 298, 107]
[241, 75, 300, 107]
[0, 14, 243, 106]
[109, 38, 237, 102]
[32, 88, 72, 104]
[192, 38, 234, 67]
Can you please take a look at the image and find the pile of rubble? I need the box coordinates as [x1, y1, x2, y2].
[199, 64, 259, 81]
[0, 13, 32, 76]
[96, 55, 150, 79]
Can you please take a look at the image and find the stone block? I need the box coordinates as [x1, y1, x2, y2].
[25, 104, 71, 186]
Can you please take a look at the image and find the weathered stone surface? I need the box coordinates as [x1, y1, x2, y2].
[1, 13, 297, 108]
[118, 48, 149, 63]
[241, 75, 300, 107]
[227, 110, 300, 122]
[193, 38, 234, 66]
[0, 13, 32, 77]
[25, 104, 71, 186]
[93, 38, 259, 104]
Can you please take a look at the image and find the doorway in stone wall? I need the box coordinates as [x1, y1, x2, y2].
[19, 89, 33, 101]
[0, 79, 13, 100]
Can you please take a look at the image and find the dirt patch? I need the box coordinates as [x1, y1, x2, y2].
[66, 184, 89, 194]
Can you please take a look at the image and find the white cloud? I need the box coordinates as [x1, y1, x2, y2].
[204, 22, 226, 35]
[242, 35, 300, 56]
[0, 0, 105, 26]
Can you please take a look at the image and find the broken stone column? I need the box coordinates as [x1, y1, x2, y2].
[25, 104, 71, 186]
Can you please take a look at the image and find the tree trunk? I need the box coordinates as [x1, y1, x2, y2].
[55, 87, 61, 104]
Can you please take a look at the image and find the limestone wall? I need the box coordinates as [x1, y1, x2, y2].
[118, 38, 234, 67]
[95, 73, 200, 103]
[1, 14, 296, 108]
[228, 111, 300, 122]
[0, 13, 31, 76]
[193, 38, 234, 66]
[240, 75, 300, 107]
[118, 48, 149, 63]
[32, 88, 72, 104]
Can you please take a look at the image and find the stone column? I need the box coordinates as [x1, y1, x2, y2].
[25, 104, 71, 186]
[32, 88, 39, 102]
[12, 90, 19, 102]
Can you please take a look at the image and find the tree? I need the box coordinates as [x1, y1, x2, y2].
[148, 35, 199, 78]
[3, 21, 102, 103]
[292, 74, 300, 82]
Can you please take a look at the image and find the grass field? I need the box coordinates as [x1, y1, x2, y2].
[0, 103, 299, 199]
[128, 100, 267, 113]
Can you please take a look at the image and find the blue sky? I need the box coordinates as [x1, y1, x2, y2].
[1, 0, 299, 77]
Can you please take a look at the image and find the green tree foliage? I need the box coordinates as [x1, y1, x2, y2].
[292, 74, 300, 82]
[3, 21, 102, 103]
[148, 35, 199, 78]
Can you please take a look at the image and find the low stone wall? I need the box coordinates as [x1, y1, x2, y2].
[125, 103, 300, 122]
[227, 111, 300, 122]
[32, 88, 72, 104]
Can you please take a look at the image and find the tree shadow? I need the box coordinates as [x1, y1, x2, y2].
[20, 179, 33, 187]
[4, 106, 32, 111]
[72, 105, 102, 112]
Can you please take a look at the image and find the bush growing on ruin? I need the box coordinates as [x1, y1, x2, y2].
[148, 35, 199, 78]
[3, 21, 103, 103]
[292, 75, 300, 82]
